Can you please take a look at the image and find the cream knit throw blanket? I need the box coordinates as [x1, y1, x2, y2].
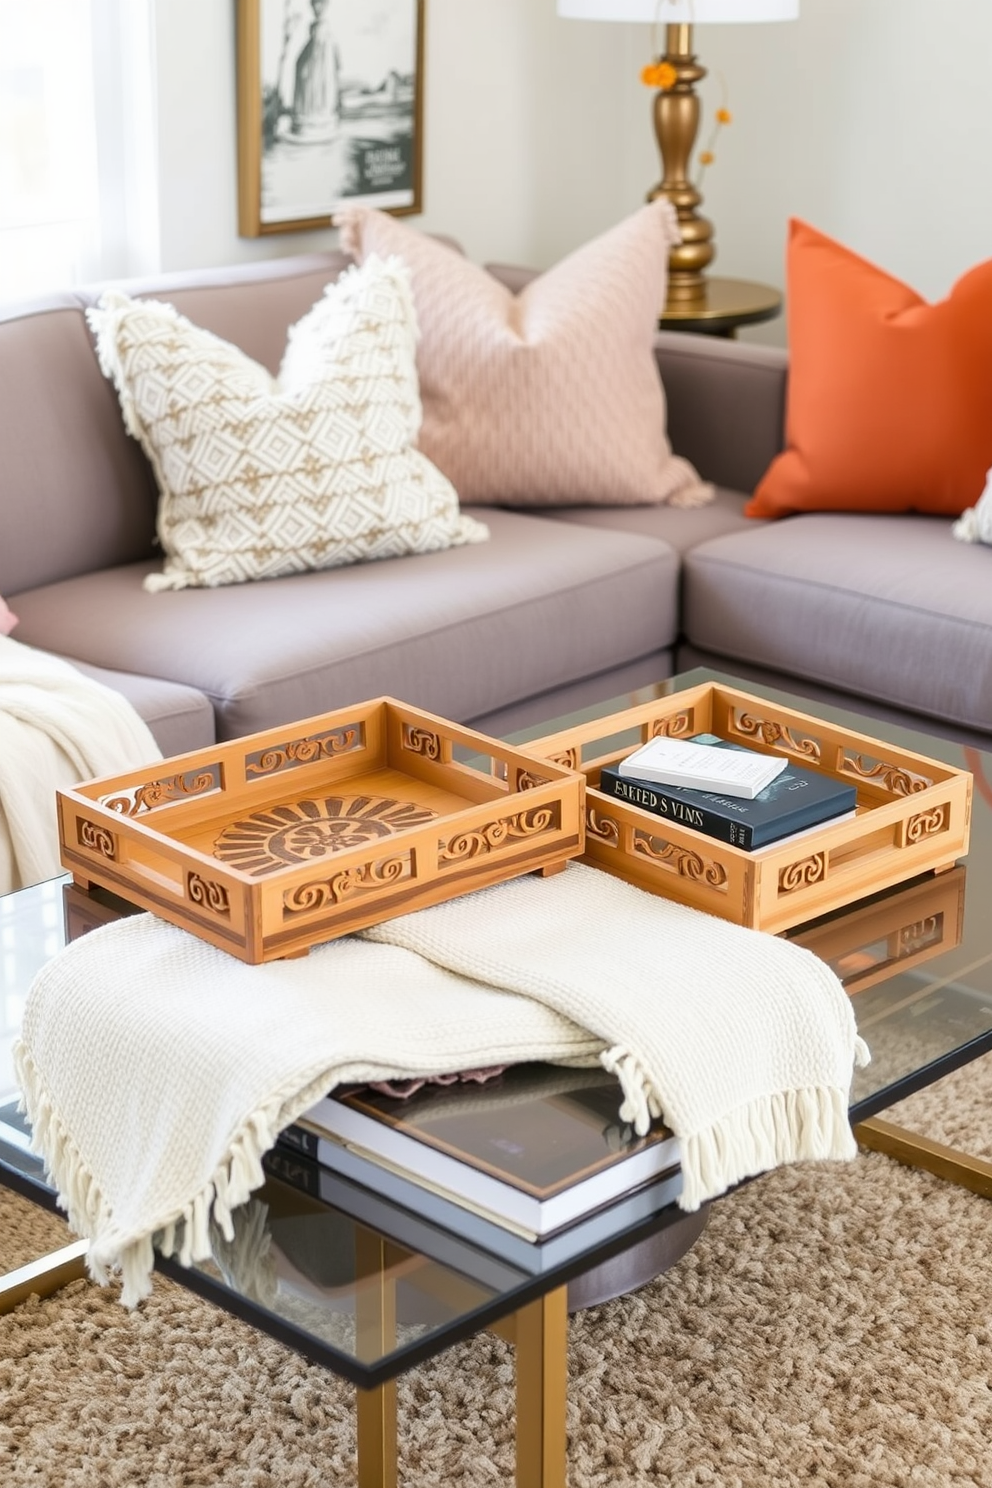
[0, 636, 162, 894]
[15, 863, 869, 1306]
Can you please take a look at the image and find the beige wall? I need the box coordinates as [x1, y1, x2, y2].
[150, 0, 992, 345]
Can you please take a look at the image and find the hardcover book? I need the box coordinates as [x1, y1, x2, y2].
[289, 1063, 680, 1239]
[599, 733, 857, 851]
[266, 1142, 683, 1276]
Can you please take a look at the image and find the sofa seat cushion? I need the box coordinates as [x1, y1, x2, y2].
[541, 486, 758, 556]
[673, 648, 992, 753]
[683, 514, 992, 734]
[468, 652, 675, 741]
[11, 509, 680, 741]
[65, 661, 216, 756]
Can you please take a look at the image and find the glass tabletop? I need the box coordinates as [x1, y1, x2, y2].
[3, 665, 992, 1387]
[505, 667, 992, 1123]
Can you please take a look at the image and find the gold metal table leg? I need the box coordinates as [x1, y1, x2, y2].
[353, 1228, 568, 1488]
[354, 1229, 398, 1488]
[356, 1380, 398, 1488]
[855, 1116, 992, 1198]
[494, 1286, 569, 1488]
[0, 1238, 89, 1314]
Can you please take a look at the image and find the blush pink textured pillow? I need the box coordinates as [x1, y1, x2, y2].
[0, 596, 17, 635]
[336, 201, 709, 509]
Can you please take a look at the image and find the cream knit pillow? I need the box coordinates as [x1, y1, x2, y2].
[87, 256, 488, 592]
[336, 201, 710, 509]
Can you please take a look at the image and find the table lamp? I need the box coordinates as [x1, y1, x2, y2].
[557, 1, 799, 304]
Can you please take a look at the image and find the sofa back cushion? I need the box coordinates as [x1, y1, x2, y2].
[0, 252, 353, 597]
[125, 252, 353, 376]
[337, 203, 707, 509]
[0, 299, 160, 595]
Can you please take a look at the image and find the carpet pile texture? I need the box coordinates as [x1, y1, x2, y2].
[1, 1054, 990, 1486]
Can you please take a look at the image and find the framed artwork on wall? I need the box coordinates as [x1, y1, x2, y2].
[236, 0, 424, 237]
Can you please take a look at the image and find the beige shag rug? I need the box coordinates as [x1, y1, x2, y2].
[2, 1055, 991, 1488]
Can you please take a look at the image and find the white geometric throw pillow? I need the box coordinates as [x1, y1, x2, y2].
[953, 467, 992, 545]
[87, 255, 489, 591]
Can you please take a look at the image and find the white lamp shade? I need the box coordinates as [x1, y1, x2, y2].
[558, 1, 798, 21]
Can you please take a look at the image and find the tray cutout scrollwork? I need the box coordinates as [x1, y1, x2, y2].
[283, 853, 413, 916]
[649, 710, 693, 740]
[905, 804, 949, 842]
[101, 765, 222, 817]
[733, 710, 821, 762]
[187, 873, 231, 918]
[245, 726, 363, 779]
[439, 803, 560, 864]
[841, 752, 933, 796]
[516, 768, 555, 791]
[213, 795, 437, 877]
[588, 807, 621, 846]
[778, 852, 827, 893]
[632, 829, 729, 890]
[77, 818, 117, 860]
[403, 725, 442, 761]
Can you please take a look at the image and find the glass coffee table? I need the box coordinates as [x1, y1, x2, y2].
[3, 667, 992, 1487]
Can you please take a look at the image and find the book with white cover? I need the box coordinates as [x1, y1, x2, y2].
[617, 736, 787, 798]
[266, 1140, 684, 1275]
[296, 1063, 680, 1239]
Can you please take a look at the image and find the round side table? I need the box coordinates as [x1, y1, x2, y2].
[660, 276, 782, 338]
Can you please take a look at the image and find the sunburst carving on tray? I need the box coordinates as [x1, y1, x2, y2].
[213, 795, 438, 877]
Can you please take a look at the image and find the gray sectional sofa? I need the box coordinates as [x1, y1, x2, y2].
[3, 248, 990, 758]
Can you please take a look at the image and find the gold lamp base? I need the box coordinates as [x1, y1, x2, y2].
[647, 23, 714, 305]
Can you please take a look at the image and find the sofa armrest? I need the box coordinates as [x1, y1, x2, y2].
[654, 331, 788, 496]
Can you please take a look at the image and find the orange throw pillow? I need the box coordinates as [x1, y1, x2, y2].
[747, 220, 992, 520]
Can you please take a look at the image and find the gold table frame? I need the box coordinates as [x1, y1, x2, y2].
[355, 1243, 569, 1488]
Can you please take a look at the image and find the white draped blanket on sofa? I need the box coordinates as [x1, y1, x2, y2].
[15, 862, 869, 1306]
[0, 636, 161, 894]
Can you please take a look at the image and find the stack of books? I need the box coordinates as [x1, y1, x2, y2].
[597, 732, 857, 851]
[271, 1063, 682, 1273]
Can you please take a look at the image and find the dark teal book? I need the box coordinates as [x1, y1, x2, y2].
[598, 733, 857, 850]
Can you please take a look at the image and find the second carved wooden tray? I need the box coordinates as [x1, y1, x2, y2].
[523, 681, 972, 934]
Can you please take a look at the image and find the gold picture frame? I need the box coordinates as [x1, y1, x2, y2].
[236, 0, 425, 237]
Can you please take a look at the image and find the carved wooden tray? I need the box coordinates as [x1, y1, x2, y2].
[523, 682, 972, 934]
[57, 699, 584, 963]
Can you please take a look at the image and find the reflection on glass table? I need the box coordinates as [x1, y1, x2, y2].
[4, 664, 992, 1483]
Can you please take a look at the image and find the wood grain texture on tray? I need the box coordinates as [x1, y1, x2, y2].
[57, 699, 584, 963]
[524, 682, 971, 933]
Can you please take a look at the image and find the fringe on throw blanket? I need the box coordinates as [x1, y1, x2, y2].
[16, 864, 869, 1307]
[14, 1042, 289, 1303]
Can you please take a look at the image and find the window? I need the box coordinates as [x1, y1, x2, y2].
[0, 0, 157, 302]
[0, 0, 101, 298]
